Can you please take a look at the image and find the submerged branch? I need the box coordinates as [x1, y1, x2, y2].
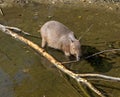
[6, 26, 41, 39]
[76, 77, 105, 97]
[0, 24, 120, 97]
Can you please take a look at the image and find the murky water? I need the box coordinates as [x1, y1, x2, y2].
[0, 2, 120, 97]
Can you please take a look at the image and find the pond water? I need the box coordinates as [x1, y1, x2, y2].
[0, 2, 120, 97]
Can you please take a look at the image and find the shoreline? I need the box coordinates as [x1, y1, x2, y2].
[0, 0, 120, 12]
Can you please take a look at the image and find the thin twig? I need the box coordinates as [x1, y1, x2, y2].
[85, 48, 120, 59]
[5, 26, 31, 35]
[6, 26, 41, 39]
[76, 74, 120, 82]
[78, 24, 93, 40]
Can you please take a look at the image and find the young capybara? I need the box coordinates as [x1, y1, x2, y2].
[40, 20, 81, 61]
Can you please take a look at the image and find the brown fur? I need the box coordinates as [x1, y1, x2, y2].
[40, 20, 81, 61]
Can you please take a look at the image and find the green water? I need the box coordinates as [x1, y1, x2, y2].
[0, 2, 120, 97]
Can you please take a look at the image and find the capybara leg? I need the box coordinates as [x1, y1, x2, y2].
[41, 38, 47, 48]
[64, 51, 71, 61]
[64, 51, 70, 57]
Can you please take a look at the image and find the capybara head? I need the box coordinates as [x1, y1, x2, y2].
[70, 40, 81, 61]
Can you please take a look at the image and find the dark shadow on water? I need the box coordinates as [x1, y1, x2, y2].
[42, 45, 114, 73]
[82, 45, 113, 73]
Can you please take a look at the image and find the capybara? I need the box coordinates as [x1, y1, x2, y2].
[40, 20, 81, 61]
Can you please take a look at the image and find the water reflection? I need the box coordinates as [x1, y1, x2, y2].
[14, 69, 30, 85]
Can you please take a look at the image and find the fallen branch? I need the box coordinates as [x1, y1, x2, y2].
[0, 24, 120, 97]
[76, 74, 120, 82]
[85, 49, 120, 59]
[6, 26, 41, 39]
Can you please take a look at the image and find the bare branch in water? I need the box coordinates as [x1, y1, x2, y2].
[76, 73, 120, 82]
[62, 48, 120, 64]
[62, 60, 78, 64]
[85, 48, 120, 59]
[6, 26, 41, 39]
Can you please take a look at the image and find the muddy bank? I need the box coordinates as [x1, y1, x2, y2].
[0, 0, 120, 12]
